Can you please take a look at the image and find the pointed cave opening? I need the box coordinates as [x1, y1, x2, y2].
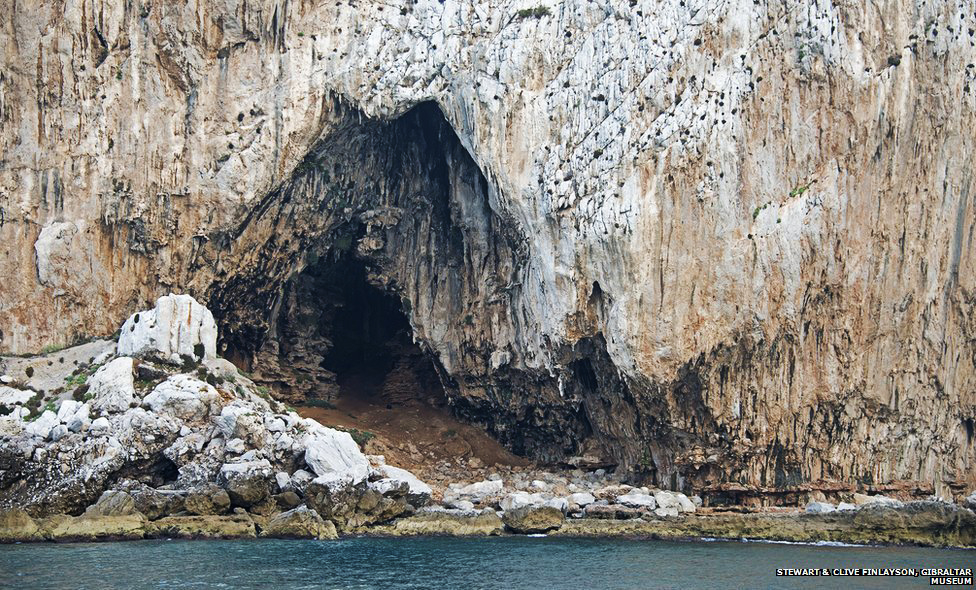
[211, 99, 537, 468]
[257, 240, 450, 415]
[317, 254, 448, 412]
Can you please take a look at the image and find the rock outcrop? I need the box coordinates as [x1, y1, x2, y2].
[0, 0, 972, 500]
[0, 298, 431, 535]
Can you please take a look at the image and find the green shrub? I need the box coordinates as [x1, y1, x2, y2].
[517, 6, 551, 18]
[339, 427, 375, 448]
[304, 399, 337, 410]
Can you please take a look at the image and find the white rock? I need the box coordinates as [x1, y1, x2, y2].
[90, 416, 111, 433]
[652, 490, 682, 512]
[48, 424, 69, 442]
[499, 491, 546, 511]
[545, 497, 569, 513]
[238, 450, 260, 462]
[451, 499, 475, 511]
[301, 420, 370, 484]
[274, 432, 295, 451]
[117, 294, 217, 363]
[215, 404, 265, 443]
[837, 502, 857, 511]
[0, 375, 12, 384]
[654, 505, 679, 518]
[567, 492, 596, 509]
[56, 399, 82, 423]
[143, 374, 219, 422]
[675, 492, 696, 513]
[286, 469, 314, 493]
[374, 464, 433, 501]
[88, 357, 135, 414]
[617, 492, 657, 509]
[530, 479, 550, 491]
[805, 501, 836, 514]
[457, 479, 504, 500]
[275, 471, 291, 490]
[25, 411, 59, 439]
[266, 417, 286, 433]
[226, 438, 247, 454]
[34, 221, 79, 287]
[66, 403, 90, 433]
[852, 493, 903, 508]
[0, 386, 34, 407]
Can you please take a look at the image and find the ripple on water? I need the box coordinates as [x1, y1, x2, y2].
[0, 537, 972, 590]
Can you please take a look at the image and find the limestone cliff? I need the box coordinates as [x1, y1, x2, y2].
[1, 0, 973, 497]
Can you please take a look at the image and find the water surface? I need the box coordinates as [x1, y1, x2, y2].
[0, 536, 971, 589]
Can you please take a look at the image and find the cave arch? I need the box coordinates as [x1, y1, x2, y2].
[201, 99, 644, 475]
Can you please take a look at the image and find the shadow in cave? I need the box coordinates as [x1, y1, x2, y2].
[312, 251, 448, 410]
[210, 99, 532, 468]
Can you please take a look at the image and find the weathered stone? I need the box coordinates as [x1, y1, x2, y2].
[40, 513, 147, 542]
[84, 490, 137, 517]
[380, 510, 505, 536]
[25, 411, 59, 439]
[853, 493, 903, 508]
[0, 386, 33, 407]
[117, 294, 218, 363]
[274, 491, 302, 510]
[567, 492, 596, 508]
[128, 487, 185, 521]
[584, 504, 642, 520]
[218, 461, 273, 508]
[503, 505, 565, 534]
[456, 479, 504, 501]
[263, 506, 337, 540]
[617, 492, 656, 509]
[0, 508, 40, 542]
[146, 513, 255, 539]
[143, 375, 219, 422]
[302, 422, 370, 484]
[184, 486, 231, 516]
[964, 491, 976, 511]
[56, 399, 82, 423]
[499, 491, 546, 512]
[805, 501, 836, 514]
[372, 465, 432, 507]
[88, 358, 135, 415]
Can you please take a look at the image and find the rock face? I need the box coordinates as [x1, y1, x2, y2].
[88, 358, 136, 415]
[263, 506, 338, 540]
[118, 295, 218, 363]
[0, 0, 973, 497]
[0, 299, 430, 535]
[503, 506, 566, 534]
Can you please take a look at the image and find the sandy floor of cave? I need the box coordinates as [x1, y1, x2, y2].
[297, 387, 531, 487]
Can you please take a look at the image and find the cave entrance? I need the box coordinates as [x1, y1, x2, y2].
[263, 242, 449, 413]
[318, 256, 446, 409]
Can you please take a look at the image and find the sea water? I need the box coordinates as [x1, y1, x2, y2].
[0, 536, 972, 589]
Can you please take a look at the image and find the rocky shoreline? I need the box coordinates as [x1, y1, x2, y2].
[3, 501, 975, 549]
[2, 296, 974, 549]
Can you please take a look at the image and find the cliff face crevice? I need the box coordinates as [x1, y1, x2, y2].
[1, 0, 974, 497]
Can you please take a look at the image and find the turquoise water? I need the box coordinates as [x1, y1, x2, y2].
[0, 537, 972, 589]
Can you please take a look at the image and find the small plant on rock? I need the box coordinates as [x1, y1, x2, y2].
[517, 6, 551, 18]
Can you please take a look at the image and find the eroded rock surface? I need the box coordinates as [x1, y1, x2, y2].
[0, 0, 972, 498]
[0, 299, 431, 535]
